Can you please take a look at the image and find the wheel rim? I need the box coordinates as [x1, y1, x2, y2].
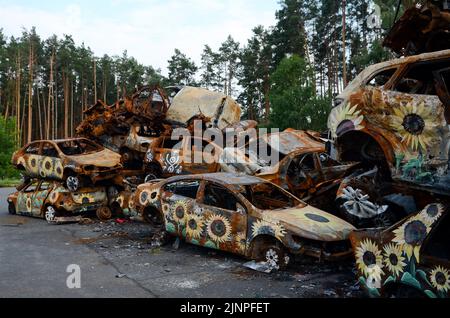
[265, 248, 280, 269]
[45, 206, 56, 222]
[67, 176, 79, 192]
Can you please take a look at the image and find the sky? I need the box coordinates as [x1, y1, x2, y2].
[0, 0, 279, 75]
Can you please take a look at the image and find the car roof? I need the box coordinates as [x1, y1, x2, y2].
[166, 173, 265, 186]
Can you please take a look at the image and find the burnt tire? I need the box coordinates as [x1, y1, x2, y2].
[256, 242, 290, 271]
[96, 206, 112, 221]
[8, 202, 16, 215]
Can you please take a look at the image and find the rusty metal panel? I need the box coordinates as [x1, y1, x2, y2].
[166, 86, 242, 130]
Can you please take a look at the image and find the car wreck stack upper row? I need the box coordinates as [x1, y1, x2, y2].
[7, 2, 450, 298]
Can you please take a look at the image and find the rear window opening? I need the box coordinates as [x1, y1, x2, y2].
[57, 139, 102, 156]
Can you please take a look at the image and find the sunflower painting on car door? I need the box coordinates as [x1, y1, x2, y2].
[190, 181, 247, 254]
[157, 180, 200, 237]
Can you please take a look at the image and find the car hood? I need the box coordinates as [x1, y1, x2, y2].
[70, 149, 121, 168]
[262, 206, 355, 241]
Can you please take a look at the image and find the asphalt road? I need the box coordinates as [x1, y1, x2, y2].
[0, 187, 362, 298]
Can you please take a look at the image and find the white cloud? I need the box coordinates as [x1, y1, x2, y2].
[0, 0, 277, 75]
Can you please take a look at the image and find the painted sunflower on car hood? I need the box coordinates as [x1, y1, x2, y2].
[261, 206, 356, 242]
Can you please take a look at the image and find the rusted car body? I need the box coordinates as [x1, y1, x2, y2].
[134, 173, 355, 267]
[166, 86, 242, 130]
[328, 50, 450, 216]
[144, 135, 223, 180]
[11, 138, 122, 192]
[350, 202, 450, 298]
[7, 180, 109, 224]
[384, 2, 450, 56]
[220, 130, 358, 200]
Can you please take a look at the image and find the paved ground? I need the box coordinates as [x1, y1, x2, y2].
[0, 187, 363, 298]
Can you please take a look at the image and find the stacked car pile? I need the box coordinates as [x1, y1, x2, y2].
[6, 2, 450, 298]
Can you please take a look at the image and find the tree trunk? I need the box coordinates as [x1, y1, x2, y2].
[27, 39, 34, 143]
[16, 51, 21, 146]
[342, 0, 348, 88]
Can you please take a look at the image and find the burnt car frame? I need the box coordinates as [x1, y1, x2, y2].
[220, 129, 358, 202]
[144, 135, 223, 180]
[7, 179, 110, 224]
[328, 50, 450, 220]
[134, 173, 355, 269]
[350, 202, 450, 298]
[11, 138, 122, 192]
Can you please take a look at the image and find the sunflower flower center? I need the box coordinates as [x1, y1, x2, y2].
[426, 204, 439, 218]
[404, 220, 427, 246]
[402, 114, 425, 135]
[389, 254, 398, 266]
[363, 251, 376, 266]
[175, 207, 185, 219]
[188, 219, 197, 230]
[436, 272, 447, 286]
[211, 220, 226, 236]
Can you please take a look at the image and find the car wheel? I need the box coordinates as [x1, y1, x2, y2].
[96, 207, 112, 221]
[66, 176, 80, 192]
[45, 206, 57, 224]
[258, 243, 290, 271]
[143, 207, 164, 229]
[8, 202, 16, 215]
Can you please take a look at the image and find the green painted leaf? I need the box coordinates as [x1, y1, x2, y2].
[359, 276, 366, 286]
[416, 270, 432, 286]
[368, 287, 381, 298]
[401, 272, 421, 290]
[383, 275, 396, 286]
[424, 290, 437, 298]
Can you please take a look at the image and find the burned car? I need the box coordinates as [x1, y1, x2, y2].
[7, 180, 110, 224]
[144, 135, 223, 181]
[11, 138, 122, 192]
[220, 129, 358, 201]
[350, 203, 450, 298]
[328, 49, 450, 224]
[134, 173, 355, 269]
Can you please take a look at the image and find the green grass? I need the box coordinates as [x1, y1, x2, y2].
[0, 178, 21, 188]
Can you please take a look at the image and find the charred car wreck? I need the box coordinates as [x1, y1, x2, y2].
[134, 173, 355, 269]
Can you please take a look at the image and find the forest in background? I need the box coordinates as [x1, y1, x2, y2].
[0, 0, 416, 178]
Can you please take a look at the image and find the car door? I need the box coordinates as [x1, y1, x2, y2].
[191, 181, 248, 254]
[16, 181, 39, 215]
[159, 180, 201, 237]
[31, 181, 52, 217]
[40, 142, 64, 180]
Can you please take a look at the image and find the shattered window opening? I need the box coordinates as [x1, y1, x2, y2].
[245, 183, 301, 210]
[57, 139, 102, 156]
[394, 60, 449, 95]
[25, 144, 40, 155]
[367, 68, 398, 87]
[203, 183, 240, 211]
[164, 181, 200, 200]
